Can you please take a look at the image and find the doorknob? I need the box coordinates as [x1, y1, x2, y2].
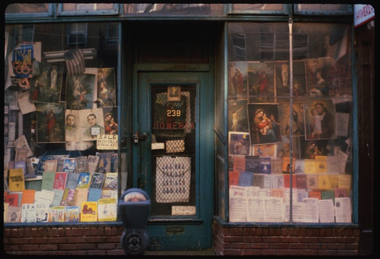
[132, 131, 148, 144]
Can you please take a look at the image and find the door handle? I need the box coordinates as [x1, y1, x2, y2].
[132, 131, 148, 144]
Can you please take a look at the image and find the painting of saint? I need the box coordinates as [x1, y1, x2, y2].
[36, 102, 65, 143]
[275, 61, 306, 99]
[96, 68, 116, 107]
[247, 62, 274, 102]
[228, 62, 247, 97]
[228, 132, 250, 156]
[66, 69, 96, 110]
[304, 99, 336, 140]
[278, 102, 305, 137]
[228, 99, 248, 132]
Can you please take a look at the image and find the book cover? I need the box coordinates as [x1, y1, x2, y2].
[97, 198, 117, 222]
[43, 159, 57, 173]
[6, 206, 21, 223]
[321, 190, 335, 201]
[21, 203, 36, 223]
[334, 188, 349, 198]
[326, 156, 340, 174]
[259, 157, 271, 174]
[295, 174, 307, 189]
[4, 202, 8, 221]
[229, 171, 240, 188]
[88, 188, 102, 202]
[77, 172, 91, 189]
[110, 153, 118, 172]
[60, 188, 76, 206]
[271, 158, 283, 174]
[65, 206, 80, 222]
[24, 177, 43, 191]
[50, 206, 65, 222]
[304, 159, 316, 174]
[252, 174, 264, 188]
[315, 156, 327, 174]
[66, 172, 80, 189]
[41, 171, 55, 191]
[329, 175, 339, 189]
[262, 174, 272, 189]
[306, 174, 319, 189]
[21, 189, 36, 205]
[294, 159, 305, 174]
[271, 174, 284, 189]
[282, 157, 296, 173]
[318, 175, 330, 189]
[284, 188, 298, 205]
[338, 175, 351, 189]
[244, 156, 260, 173]
[232, 156, 245, 172]
[297, 189, 308, 202]
[62, 158, 76, 173]
[238, 171, 254, 186]
[75, 188, 89, 207]
[35, 203, 49, 223]
[8, 168, 25, 192]
[96, 152, 112, 173]
[270, 188, 284, 199]
[283, 174, 297, 188]
[15, 161, 27, 175]
[56, 158, 65, 173]
[100, 190, 118, 199]
[80, 201, 98, 222]
[89, 172, 106, 189]
[87, 155, 100, 172]
[36, 190, 55, 206]
[308, 190, 322, 200]
[51, 189, 65, 207]
[5, 193, 20, 207]
[103, 172, 118, 190]
[75, 156, 88, 173]
[52, 172, 68, 190]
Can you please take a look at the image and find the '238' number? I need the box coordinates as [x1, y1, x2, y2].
[167, 110, 181, 117]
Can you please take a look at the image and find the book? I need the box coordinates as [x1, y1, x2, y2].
[65, 206, 80, 222]
[283, 174, 296, 188]
[334, 188, 349, 198]
[21, 189, 36, 205]
[51, 189, 65, 207]
[77, 172, 92, 188]
[244, 156, 260, 173]
[294, 159, 305, 174]
[270, 188, 284, 200]
[6, 206, 21, 223]
[89, 172, 106, 189]
[66, 172, 80, 189]
[56, 158, 65, 173]
[304, 159, 316, 174]
[80, 201, 98, 222]
[238, 171, 254, 186]
[21, 203, 36, 223]
[41, 171, 55, 191]
[284, 188, 298, 203]
[75, 188, 89, 207]
[271, 174, 284, 189]
[101, 190, 118, 199]
[262, 174, 272, 189]
[62, 158, 76, 173]
[229, 171, 240, 188]
[326, 156, 340, 174]
[60, 188, 76, 206]
[36, 203, 49, 222]
[103, 172, 118, 190]
[315, 156, 327, 174]
[97, 198, 117, 222]
[75, 156, 88, 173]
[306, 174, 319, 189]
[110, 153, 118, 172]
[15, 161, 27, 175]
[87, 155, 100, 172]
[259, 157, 271, 174]
[252, 174, 264, 188]
[50, 206, 66, 222]
[318, 175, 331, 189]
[321, 190, 335, 201]
[338, 175, 352, 189]
[282, 157, 296, 173]
[5, 193, 20, 207]
[271, 158, 283, 174]
[52, 172, 68, 190]
[43, 159, 58, 173]
[24, 176, 43, 191]
[329, 175, 339, 189]
[96, 152, 113, 173]
[308, 190, 322, 200]
[88, 188, 102, 202]
[297, 189, 308, 202]
[295, 174, 307, 189]
[232, 156, 245, 172]
[35, 190, 55, 206]
[8, 168, 25, 192]
[4, 202, 9, 222]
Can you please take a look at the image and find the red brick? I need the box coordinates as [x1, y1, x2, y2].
[298, 237, 319, 243]
[224, 236, 242, 242]
[242, 227, 250, 236]
[262, 237, 281, 243]
[4, 245, 20, 251]
[4, 229, 11, 238]
[345, 228, 353, 236]
[51, 227, 58, 236]
[44, 251, 68, 255]
[319, 237, 337, 243]
[76, 227, 85, 236]
[227, 243, 251, 249]
[105, 236, 121, 243]
[289, 243, 309, 249]
[336, 250, 358, 256]
[107, 250, 126, 255]
[230, 227, 242, 236]
[301, 228, 306, 236]
[269, 243, 289, 249]
[88, 250, 106, 255]
[319, 228, 325, 236]
[346, 243, 359, 250]
[84, 227, 92, 235]
[8, 238, 29, 245]
[275, 228, 282, 236]
[339, 228, 346, 237]
[260, 249, 279, 255]
[327, 243, 347, 250]
[242, 236, 261, 243]
[29, 238, 49, 244]
[256, 228, 263, 236]
[307, 228, 313, 236]
[11, 229, 18, 237]
[353, 228, 360, 237]
[44, 228, 52, 237]
[337, 237, 356, 243]
[241, 249, 261, 255]
[19, 245, 39, 251]
[97, 243, 116, 250]
[295, 228, 302, 236]
[298, 250, 318, 255]
[77, 244, 97, 250]
[58, 227, 65, 236]
[332, 228, 339, 236]
[59, 244, 78, 250]
[325, 228, 332, 236]
[308, 243, 327, 249]
[222, 249, 242, 256]
[67, 251, 87, 255]
[66, 237, 87, 243]
[85, 236, 107, 243]
[17, 228, 24, 237]
[282, 228, 289, 236]
[277, 249, 299, 255]
[48, 237, 67, 244]
[269, 228, 276, 235]
[250, 228, 258, 236]
[97, 227, 105, 235]
[281, 237, 300, 243]
[318, 250, 338, 255]
[39, 244, 58, 250]
[262, 228, 269, 236]
[251, 243, 270, 249]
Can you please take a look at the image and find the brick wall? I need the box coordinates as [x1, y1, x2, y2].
[213, 221, 360, 256]
[4, 226, 126, 255]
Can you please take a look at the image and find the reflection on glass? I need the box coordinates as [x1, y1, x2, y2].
[62, 3, 114, 12]
[297, 4, 349, 12]
[232, 4, 284, 12]
[124, 3, 223, 15]
[5, 3, 49, 13]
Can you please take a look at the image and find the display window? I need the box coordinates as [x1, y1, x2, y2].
[4, 22, 120, 223]
[227, 22, 354, 224]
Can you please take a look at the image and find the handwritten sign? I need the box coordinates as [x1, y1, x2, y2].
[97, 134, 118, 150]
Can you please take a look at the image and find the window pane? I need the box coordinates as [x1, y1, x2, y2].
[227, 22, 353, 224]
[5, 3, 49, 14]
[232, 4, 284, 12]
[123, 3, 223, 15]
[295, 4, 352, 15]
[62, 3, 115, 12]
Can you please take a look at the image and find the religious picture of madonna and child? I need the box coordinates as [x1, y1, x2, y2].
[228, 132, 250, 156]
[96, 68, 116, 107]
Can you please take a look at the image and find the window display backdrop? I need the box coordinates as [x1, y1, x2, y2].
[4, 23, 120, 224]
[228, 22, 353, 224]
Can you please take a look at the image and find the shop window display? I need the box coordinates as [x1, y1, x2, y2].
[228, 22, 353, 223]
[4, 23, 119, 223]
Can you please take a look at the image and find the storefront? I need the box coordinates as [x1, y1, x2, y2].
[3, 3, 375, 256]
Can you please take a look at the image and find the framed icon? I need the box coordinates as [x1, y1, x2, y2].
[167, 86, 181, 101]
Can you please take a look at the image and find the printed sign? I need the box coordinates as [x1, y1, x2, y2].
[97, 134, 118, 150]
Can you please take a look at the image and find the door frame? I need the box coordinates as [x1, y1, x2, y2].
[131, 65, 214, 250]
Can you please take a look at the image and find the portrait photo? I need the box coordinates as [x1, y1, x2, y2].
[66, 68, 96, 110]
[247, 62, 274, 102]
[65, 110, 80, 142]
[229, 61, 247, 98]
[97, 68, 116, 107]
[228, 99, 248, 132]
[304, 99, 336, 140]
[247, 103, 281, 145]
[36, 102, 65, 143]
[228, 131, 250, 156]
[79, 108, 105, 141]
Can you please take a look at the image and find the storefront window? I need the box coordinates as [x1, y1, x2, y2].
[230, 4, 285, 14]
[227, 22, 353, 223]
[4, 22, 120, 223]
[123, 3, 223, 16]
